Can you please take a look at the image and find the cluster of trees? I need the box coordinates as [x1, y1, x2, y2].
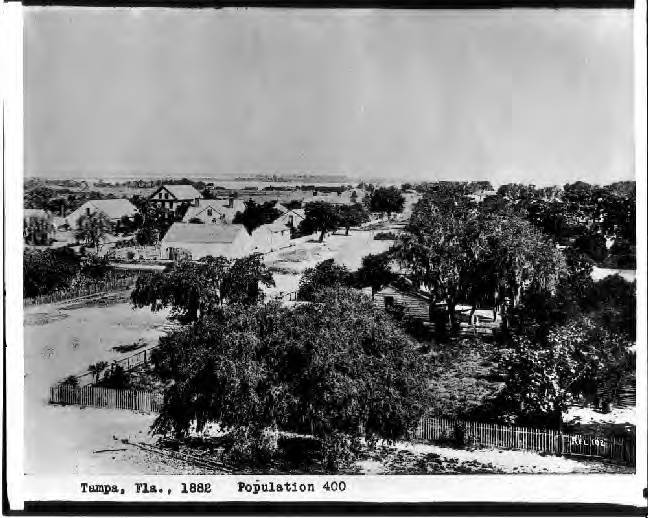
[150, 288, 428, 469]
[365, 186, 405, 217]
[502, 269, 636, 425]
[393, 184, 636, 425]
[24, 184, 117, 216]
[23, 248, 111, 297]
[296, 187, 405, 242]
[130, 253, 426, 468]
[491, 181, 635, 267]
[395, 190, 565, 333]
[298, 202, 370, 242]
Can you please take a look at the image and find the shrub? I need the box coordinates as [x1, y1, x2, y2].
[100, 365, 130, 389]
[62, 375, 79, 387]
[374, 231, 397, 240]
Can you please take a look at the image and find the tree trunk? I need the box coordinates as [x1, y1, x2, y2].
[447, 301, 458, 332]
[469, 305, 477, 324]
[345, 226, 350, 236]
[318, 228, 326, 242]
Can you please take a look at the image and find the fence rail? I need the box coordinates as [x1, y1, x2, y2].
[24, 275, 138, 306]
[414, 416, 635, 465]
[49, 384, 163, 414]
[65, 344, 162, 387]
[47, 387, 634, 466]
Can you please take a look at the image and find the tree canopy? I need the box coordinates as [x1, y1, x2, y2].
[395, 192, 565, 332]
[74, 212, 113, 253]
[298, 201, 340, 242]
[131, 254, 274, 323]
[23, 248, 80, 297]
[337, 203, 370, 235]
[150, 288, 430, 468]
[354, 251, 396, 299]
[297, 259, 353, 301]
[367, 186, 405, 216]
[233, 200, 282, 234]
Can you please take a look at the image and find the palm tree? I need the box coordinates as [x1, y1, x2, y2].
[88, 361, 109, 384]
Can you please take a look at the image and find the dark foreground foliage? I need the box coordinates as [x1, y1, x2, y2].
[150, 287, 430, 470]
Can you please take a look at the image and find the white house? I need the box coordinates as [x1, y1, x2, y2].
[275, 209, 306, 230]
[160, 223, 253, 260]
[182, 202, 230, 224]
[211, 197, 247, 223]
[65, 199, 138, 229]
[149, 184, 203, 214]
[251, 223, 291, 253]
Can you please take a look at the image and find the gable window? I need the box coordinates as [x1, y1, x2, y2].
[165, 193, 169, 200]
[207, 209, 213, 216]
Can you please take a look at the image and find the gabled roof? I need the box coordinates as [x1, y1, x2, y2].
[162, 223, 246, 244]
[155, 184, 202, 200]
[182, 203, 228, 222]
[85, 199, 138, 219]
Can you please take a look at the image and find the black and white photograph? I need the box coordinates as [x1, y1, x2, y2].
[2, 1, 646, 510]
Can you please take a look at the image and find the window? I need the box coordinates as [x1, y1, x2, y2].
[384, 296, 394, 309]
[207, 209, 212, 216]
[165, 193, 169, 199]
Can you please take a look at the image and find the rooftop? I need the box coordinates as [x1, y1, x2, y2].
[85, 199, 138, 219]
[159, 184, 202, 200]
[162, 222, 246, 244]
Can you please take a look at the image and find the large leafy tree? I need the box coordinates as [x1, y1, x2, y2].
[354, 251, 396, 299]
[150, 288, 430, 469]
[75, 212, 113, 254]
[222, 253, 275, 305]
[297, 259, 353, 301]
[367, 186, 405, 217]
[337, 203, 370, 236]
[396, 193, 565, 333]
[395, 195, 488, 330]
[298, 201, 340, 242]
[233, 200, 282, 234]
[502, 316, 632, 425]
[131, 254, 274, 323]
[481, 216, 566, 329]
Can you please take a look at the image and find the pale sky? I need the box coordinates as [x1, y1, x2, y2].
[24, 7, 634, 184]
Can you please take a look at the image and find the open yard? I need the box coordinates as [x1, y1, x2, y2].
[263, 227, 394, 297]
[23, 291, 172, 475]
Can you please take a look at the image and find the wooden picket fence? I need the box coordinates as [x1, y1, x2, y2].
[49, 384, 163, 414]
[24, 275, 138, 306]
[414, 416, 635, 466]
